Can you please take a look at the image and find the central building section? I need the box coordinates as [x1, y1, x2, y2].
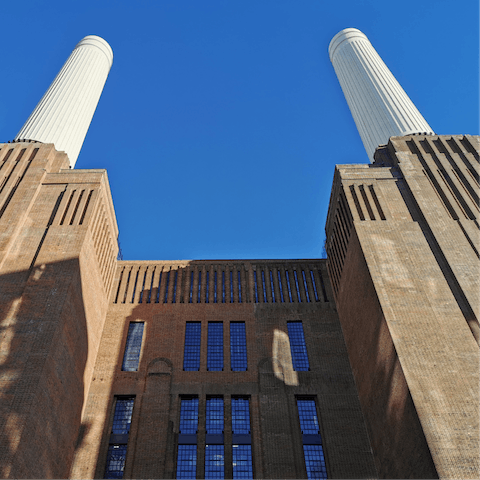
[71, 260, 377, 479]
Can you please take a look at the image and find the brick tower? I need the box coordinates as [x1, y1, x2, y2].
[326, 28, 479, 479]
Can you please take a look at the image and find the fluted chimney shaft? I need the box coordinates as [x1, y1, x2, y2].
[15, 35, 113, 168]
[329, 28, 434, 161]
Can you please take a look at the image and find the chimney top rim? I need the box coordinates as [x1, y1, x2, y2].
[75, 35, 113, 68]
[328, 28, 368, 62]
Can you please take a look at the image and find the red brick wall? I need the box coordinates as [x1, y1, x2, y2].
[71, 260, 377, 479]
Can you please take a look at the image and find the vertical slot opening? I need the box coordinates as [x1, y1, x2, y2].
[269, 270, 276, 303]
[309, 270, 319, 302]
[206, 270, 210, 303]
[261, 270, 267, 303]
[139, 267, 148, 303]
[301, 270, 310, 303]
[173, 269, 178, 303]
[285, 270, 293, 302]
[238, 270, 242, 303]
[318, 269, 329, 302]
[277, 270, 284, 303]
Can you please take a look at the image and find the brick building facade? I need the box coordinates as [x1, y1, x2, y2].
[0, 134, 478, 479]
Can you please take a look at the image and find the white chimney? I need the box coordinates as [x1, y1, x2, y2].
[15, 35, 113, 168]
[329, 28, 434, 161]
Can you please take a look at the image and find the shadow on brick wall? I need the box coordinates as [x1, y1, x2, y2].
[0, 259, 91, 479]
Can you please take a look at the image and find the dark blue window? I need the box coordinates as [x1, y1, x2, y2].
[177, 445, 197, 479]
[207, 322, 223, 371]
[205, 444, 224, 479]
[231, 397, 250, 434]
[206, 397, 224, 479]
[287, 321, 309, 371]
[112, 397, 135, 434]
[230, 271, 233, 303]
[232, 445, 253, 479]
[206, 397, 224, 434]
[230, 323, 247, 371]
[254, 271, 258, 303]
[303, 445, 327, 479]
[184, 322, 201, 371]
[297, 398, 319, 434]
[177, 398, 199, 479]
[297, 398, 327, 479]
[104, 397, 135, 479]
[104, 444, 127, 479]
[232, 398, 252, 479]
[121, 323, 144, 372]
[180, 397, 199, 434]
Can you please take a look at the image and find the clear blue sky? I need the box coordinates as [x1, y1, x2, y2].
[0, 1, 478, 260]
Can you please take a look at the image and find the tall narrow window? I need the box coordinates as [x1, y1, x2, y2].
[214, 271, 218, 303]
[205, 397, 224, 479]
[184, 322, 201, 371]
[297, 398, 327, 479]
[179, 397, 199, 434]
[232, 397, 253, 479]
[207, 322, 223, 371]
[230, 322, 247, 371]
[230, 270, 234, 303]
[121, 323, 144, 372]
[287, 321, 310, 371]
[104, 397, 135, 479]
[253, 271, 258, 303]
[177, 397, 199, 479]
